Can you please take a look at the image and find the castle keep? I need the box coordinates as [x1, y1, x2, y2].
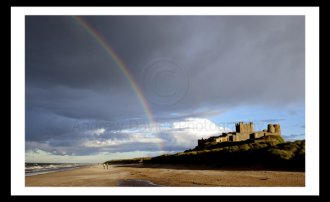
[198, 122, 281, 147]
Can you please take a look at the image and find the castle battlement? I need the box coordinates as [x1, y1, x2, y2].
[198, 122, 281, 147]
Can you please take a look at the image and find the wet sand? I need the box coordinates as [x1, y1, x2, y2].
[25, 164, 305, 187]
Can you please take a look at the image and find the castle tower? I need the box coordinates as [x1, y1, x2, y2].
[274, 124, 281, 134]
[235, 122, 242, 132]
[268, 124, 275, 133]
[236, 122, 254, 133]
[249, 122, 254, 132]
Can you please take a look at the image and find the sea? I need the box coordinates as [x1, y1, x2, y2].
[25, 163, 92, 176]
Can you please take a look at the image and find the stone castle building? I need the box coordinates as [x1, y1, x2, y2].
[198, 122, 282, 147]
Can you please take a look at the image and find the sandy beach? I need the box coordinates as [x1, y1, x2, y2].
[25, 164, 305, 187]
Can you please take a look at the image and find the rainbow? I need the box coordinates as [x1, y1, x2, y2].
[73, 16, 165, 153]
[73, 16, 155, 126]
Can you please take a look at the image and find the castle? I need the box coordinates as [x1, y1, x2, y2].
[198, 122, 282, 147]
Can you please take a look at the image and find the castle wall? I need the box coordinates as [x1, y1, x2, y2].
[264, 132, 280, 136]
[215, 136, 228, 143]
[233, 133, 250, 142]
[253, 131, 265, 139]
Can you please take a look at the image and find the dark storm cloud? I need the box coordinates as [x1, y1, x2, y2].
[26, 16, 304, 155]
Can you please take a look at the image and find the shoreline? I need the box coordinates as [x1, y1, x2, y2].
[26, 164, 305, 187]
[25, 164, 95, 177]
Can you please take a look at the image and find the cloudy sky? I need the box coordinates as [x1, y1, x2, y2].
[25, 16, 305, 163]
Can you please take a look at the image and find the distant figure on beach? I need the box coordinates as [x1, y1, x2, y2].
[102, 164, 105, 169]
[106, 164, 109, 170]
